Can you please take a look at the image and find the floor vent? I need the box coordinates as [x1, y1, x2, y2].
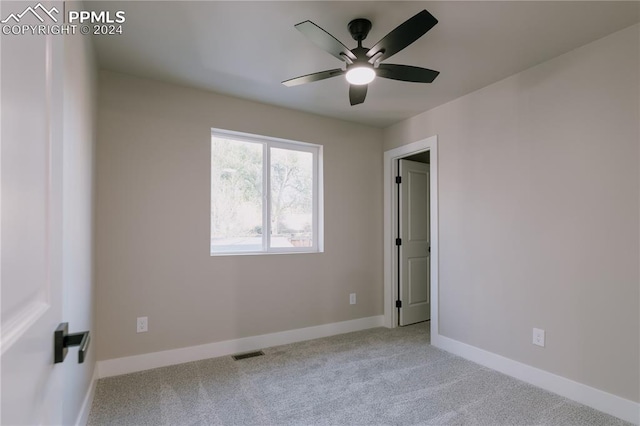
[232, 350, 265, 361]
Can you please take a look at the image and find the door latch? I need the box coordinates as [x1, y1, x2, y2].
[54, 323, 90, 364]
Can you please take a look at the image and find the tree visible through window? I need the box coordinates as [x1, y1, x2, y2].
[211, 130, 321, 254]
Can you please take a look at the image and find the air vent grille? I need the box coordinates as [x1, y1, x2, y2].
[232, 350, 265, 361]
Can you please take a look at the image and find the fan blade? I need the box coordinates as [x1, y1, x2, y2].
[376, 64, 439, 83]
[349, 85, 367, 105]
[282, 68, 344, 87]
[295, 21, 357, 63]
[366, 10, 437, 63]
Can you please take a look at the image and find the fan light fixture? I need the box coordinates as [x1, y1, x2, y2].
[282, 10, 440, 105]
[345, 66, 375, 85]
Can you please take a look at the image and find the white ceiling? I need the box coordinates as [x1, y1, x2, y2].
[89, 1, 640, 128]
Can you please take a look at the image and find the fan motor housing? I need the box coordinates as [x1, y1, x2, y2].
[348, 18, 372, 41]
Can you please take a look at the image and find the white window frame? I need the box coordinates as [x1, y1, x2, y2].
[210, 128, 323, 256]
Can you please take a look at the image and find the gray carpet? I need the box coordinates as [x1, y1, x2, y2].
[88, 323, 630, 425]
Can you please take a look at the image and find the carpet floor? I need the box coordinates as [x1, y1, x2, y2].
[88, 323, 630, 425]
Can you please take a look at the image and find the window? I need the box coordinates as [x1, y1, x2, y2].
[211, 129, 323, 255]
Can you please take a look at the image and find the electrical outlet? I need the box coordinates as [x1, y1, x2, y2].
[532, 328, 545, 347]
[349, 293, 356, 305]
[137, 316, 148, 333]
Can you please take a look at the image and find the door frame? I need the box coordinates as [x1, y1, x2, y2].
[383, 136, 439, 338]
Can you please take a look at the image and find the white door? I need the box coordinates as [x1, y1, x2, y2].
[1, 1, 65, 424]
[399, 159, 430, 326]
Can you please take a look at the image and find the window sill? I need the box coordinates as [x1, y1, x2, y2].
[210, 250, 323, 257]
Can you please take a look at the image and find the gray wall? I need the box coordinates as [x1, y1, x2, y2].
[62, 11, 98, 425]
[95, 71, 383, 360]
[384, 24, 639, 402]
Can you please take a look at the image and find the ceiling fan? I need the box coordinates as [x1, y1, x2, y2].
[282, 10, 440, 106]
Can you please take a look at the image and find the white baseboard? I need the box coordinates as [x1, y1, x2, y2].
[75, 366, 98, 426]
[97, 315, 385, 379]
[431, 333, 640, 425]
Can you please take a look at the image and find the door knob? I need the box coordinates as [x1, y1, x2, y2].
[54, 323, 90, 364]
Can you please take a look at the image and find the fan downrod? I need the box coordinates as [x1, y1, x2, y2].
[348, 18, 372, 42]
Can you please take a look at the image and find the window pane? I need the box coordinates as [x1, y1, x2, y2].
[211, 137, 263, 253]
[270, 147, 313, 248]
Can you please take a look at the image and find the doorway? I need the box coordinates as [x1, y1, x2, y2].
[397, 154, 430, 326]
[383, 136, 439, 336]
